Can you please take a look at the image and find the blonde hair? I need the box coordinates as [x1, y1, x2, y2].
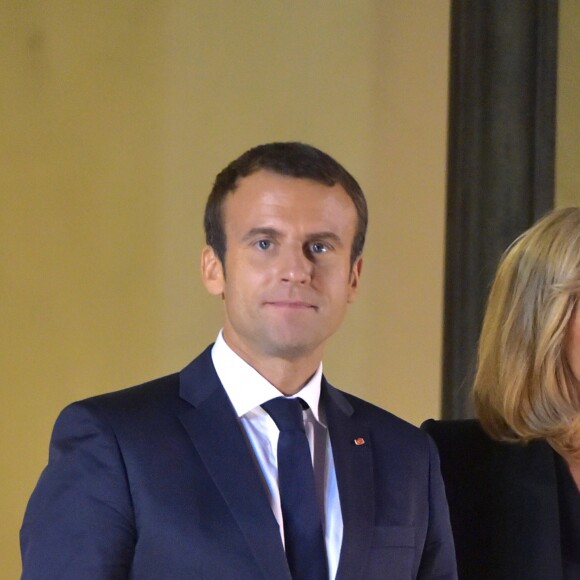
[474, 207, 580, 460]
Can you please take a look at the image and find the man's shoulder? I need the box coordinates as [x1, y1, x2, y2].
[64, 345, 216, 417]
[56, 349, 213, 428]
[325, 382, 428, 446]
[56, 372, 183, 430]
[84, 371, 181, 408]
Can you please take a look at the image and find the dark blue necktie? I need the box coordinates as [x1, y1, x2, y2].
[262, 397, 328, 580]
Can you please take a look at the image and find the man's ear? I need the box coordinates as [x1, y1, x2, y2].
[201, 245, 225, 296]
[347, 256, 363, 304]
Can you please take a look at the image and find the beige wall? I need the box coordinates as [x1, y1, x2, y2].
[1, 2, 450, 575]
[556, 0, 580, 207]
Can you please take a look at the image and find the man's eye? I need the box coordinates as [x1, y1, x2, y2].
[256, 239, 272, 250]
[310, 242, 328, 254]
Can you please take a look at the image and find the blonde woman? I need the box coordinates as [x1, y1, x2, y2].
[423, 207, 580, 580]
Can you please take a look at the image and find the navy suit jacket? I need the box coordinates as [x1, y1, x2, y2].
[22, 346, 457, 579]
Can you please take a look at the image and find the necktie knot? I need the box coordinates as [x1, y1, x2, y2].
[262, 397, 305, 432]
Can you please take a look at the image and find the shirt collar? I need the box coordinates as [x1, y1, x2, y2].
[211, 331, 324, 423]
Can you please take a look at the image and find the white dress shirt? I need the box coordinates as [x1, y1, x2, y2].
[211, 331, 343, 579]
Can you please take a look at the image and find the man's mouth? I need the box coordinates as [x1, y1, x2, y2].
[264, 300, 318, 311]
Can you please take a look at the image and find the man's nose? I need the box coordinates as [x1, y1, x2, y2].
[279, 246, 313, 284]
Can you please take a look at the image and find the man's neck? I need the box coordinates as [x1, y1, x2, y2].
[222, 336, 323, 396]
[252, 358, 320, 396]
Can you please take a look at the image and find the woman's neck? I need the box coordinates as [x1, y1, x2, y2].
[562, 453, 580, 493]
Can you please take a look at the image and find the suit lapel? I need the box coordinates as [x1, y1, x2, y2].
[323, 382, 375, 580]
[178, 348, 291, 580]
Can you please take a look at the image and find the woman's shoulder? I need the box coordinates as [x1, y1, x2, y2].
[421, 419, 494, 454]
[421, 418, 555, 476]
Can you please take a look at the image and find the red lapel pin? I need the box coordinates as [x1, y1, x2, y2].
[353, 437, 366, 446]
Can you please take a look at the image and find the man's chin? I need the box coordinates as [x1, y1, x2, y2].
[262, 337, 319, 361]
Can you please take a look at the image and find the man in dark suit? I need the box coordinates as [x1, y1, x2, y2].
[21, 142, 457, 579]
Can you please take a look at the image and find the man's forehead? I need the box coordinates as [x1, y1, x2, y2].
[223, 177, 353, 218]
[224, 170, 349, 204]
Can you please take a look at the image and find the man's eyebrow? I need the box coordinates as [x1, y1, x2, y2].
[241, 227, 281, 241]
[306, 231, 343, 246]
